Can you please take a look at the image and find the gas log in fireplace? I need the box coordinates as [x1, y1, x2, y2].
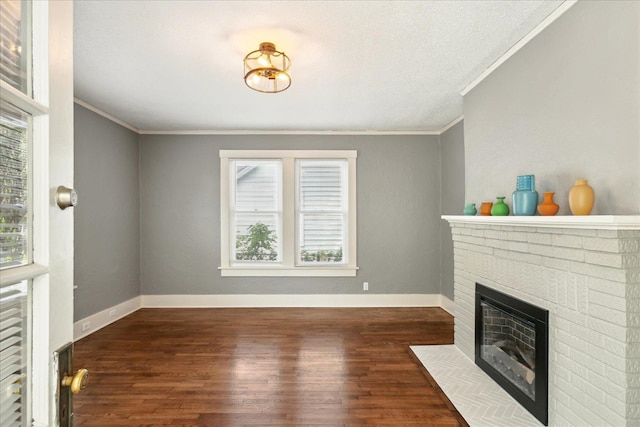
[475, 283, 549, 425]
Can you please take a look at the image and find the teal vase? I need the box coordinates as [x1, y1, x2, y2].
[463, 203, 477, 215]
[512, 175, 538, 216]
[491, 197, 509, 216]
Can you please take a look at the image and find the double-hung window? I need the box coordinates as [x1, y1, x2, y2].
[220, 150, 357, 277]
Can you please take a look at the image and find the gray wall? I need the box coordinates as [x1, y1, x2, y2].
[439, 121, 465, 300]
[464, 0, 640, 214]
[74, 104, 140, 320]
[139, 134, 442, 295]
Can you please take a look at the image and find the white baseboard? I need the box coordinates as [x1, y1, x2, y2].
[439, 295, 455, 316]
[73, 296, 142, 340]
[74, 294, 455, 340]
[141, 293, 444, 308]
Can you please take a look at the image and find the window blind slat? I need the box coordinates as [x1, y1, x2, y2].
[0, 281, 27, 427]
[0, 101, 29, 269]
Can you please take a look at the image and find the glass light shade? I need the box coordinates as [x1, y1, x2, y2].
[244, 42, 291, 93]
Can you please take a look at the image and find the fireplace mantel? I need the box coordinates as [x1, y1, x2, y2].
[442, 214, 640, 230]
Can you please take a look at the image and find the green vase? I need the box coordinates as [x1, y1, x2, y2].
[491, 197, 510, 216]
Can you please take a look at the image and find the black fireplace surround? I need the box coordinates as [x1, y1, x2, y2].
[475, 283, 549, 425]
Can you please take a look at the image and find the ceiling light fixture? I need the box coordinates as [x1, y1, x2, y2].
[243, 42, 291, 93]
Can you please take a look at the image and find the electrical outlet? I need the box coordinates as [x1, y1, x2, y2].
[363, 282, 369, 291]
[81, 322, 90, 332]
[109, 309, 117, 317]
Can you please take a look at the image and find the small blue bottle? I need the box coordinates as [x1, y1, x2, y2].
[512, 175, 538, 216]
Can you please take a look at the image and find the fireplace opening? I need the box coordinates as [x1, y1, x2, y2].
[475, 283, 549, 425]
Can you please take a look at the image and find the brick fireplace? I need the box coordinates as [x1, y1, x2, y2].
[442, 215, 640, 427]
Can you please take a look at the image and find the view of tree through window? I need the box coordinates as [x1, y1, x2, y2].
[235, 222, 278, 261]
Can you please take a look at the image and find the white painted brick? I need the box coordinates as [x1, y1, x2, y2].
[589, 303, 627, 326]
[629, 328, 640, 343]
[585, 251, 626, 268]
[552, 246, 585, 262]
[452, 234, 486, 247]
[628, 269, 640, 285]
[577, 276, 588, 313]
[529, 243, 551, 256]
[569, 396, 609, 426]
[572, 374, 605, 404]
[527, 232, 552, 245]
[598, 230, 623, 238]
[620, 238, 640, 254]
[589, 290, 627, 311]
[470, 228, 485, 237]
[628, 388, 640, 404]
[449, 222, 639, 425]
[482, 229, 510, 240]
[617, 230, 640, 239]
[629, 371, 640, 388]
[605, 365, 628, 387]
[543, 256, 583, 273]
[552, 234, 584, 248]
[507, 231, 529, 242]
[604, 394, 628, 418]
[556, 306, 589, 328]
[589, 317, 627, 342]
[494, 248, 543, 265]
[569, 348, 606, 377]
[604, 336, 627, 356]
[583, 236, 625, 253]
[589, 277, 627, 298]
[507, 240, 529, 252]
[574, 262, 629, 283]
[629, 343, 640, 358]
[453, 241, 492, 255]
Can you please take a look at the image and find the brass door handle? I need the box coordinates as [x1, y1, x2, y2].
[62, 369, 89, 394]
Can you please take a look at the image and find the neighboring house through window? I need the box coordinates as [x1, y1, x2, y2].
[220, 150, 357, 276]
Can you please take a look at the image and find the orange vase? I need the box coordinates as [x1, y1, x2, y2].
[568, 179, 594, 215]
[537, 192, 559, 216]
[480, 202, 493, 216]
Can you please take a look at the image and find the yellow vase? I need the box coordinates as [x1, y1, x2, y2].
[568, 179, 594, 215]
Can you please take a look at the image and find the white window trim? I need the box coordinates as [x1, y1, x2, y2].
[220, 150, 358, 277]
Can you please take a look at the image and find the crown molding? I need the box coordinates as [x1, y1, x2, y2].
[74, 98, 140, 133]
[74, 98, 460, 136]
[460, 0, 578, 96]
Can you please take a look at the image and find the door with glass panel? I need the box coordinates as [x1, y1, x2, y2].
[1, 1, 74, 426]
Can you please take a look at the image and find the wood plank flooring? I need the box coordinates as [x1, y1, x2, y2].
[73, 307, 468, 426]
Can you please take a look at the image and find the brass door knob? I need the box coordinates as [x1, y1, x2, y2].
[62, 369, 89, 394]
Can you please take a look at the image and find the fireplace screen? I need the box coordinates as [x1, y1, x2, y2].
[475, 283, 549, 425]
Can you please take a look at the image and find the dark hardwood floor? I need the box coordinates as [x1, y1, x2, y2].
[73, 307, 467, 426]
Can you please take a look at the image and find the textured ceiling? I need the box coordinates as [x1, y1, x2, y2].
[73, 0, 565, 133]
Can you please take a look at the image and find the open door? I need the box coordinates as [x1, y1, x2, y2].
[0, 1, 75, 425]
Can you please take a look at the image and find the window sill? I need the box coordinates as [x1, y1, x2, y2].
[219, 266, 358, 277]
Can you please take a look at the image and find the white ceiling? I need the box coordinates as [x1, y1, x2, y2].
[73, 0, 565, 133]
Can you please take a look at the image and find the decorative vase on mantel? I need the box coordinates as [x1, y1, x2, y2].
[480, 202, 493, 216]
[463, 203, 477, 215]
[568, 179, 595, 215]
[512, 174, 538, 216]
[538, 192, 560, 216]
[491, 197, 510, 216]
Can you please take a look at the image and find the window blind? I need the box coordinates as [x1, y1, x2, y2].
[0, 0, 29, 94]
[297, 160, 347, 263]
[0, 101, 30, 270]
[0, 280, 29, 427]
